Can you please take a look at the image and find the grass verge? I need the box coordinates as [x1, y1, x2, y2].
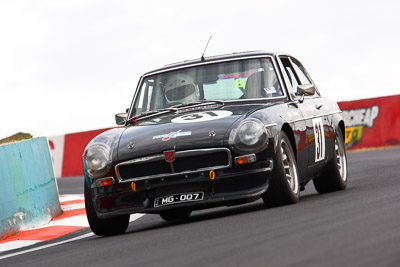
[0, 132, 32, 145]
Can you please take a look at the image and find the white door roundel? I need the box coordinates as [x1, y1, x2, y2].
[171, 110, 232, 123]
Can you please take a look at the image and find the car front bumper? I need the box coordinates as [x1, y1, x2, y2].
[90, 159, 273, 219]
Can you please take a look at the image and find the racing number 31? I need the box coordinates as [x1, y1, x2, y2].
[181, 111, 218, 121]
[312, 118, 326, 162]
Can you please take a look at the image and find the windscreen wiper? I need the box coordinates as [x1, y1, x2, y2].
[169, 100, 224, 109]
[127, 100, 224, 125]
[126, 108, 176, 125]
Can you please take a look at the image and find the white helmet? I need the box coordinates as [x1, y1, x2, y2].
[164, 73, 199, 104]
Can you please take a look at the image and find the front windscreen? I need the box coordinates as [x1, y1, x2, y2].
[132, 58, 283, 115]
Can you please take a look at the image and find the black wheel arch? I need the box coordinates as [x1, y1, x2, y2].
[338, 120, 345, 139]
[281, 123, 297, 161]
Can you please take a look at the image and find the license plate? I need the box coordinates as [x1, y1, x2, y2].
[154, 192, 204, 207]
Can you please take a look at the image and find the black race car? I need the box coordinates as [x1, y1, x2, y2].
[83, 51, 348, 236]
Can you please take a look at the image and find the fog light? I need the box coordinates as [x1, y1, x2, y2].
[235, 154, 256, 165]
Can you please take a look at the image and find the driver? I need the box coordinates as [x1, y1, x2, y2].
[164, 73, 199, 105]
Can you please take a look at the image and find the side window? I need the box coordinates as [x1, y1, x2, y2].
[279, 57, 300, 96]
[291, 58, 311, 85]
[290, 58, 319, 96]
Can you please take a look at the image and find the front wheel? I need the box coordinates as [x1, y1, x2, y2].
[313, 130, 348, 193]
[262, 131, 300, 207]
[84, 180, 130, 236]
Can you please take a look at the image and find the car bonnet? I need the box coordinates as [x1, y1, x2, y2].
[117, 104, 262, 162]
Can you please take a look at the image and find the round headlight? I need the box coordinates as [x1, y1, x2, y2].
[84, 144, 112, 178]
[238, 120, 264, 146]
[229, 118, 268, 153]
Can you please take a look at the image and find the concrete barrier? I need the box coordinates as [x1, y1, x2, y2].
[0, 137, 62, 239]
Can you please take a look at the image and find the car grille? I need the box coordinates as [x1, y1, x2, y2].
[116, 148, 231, 182]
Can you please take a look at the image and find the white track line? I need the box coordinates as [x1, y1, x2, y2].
[0, 241, 40, 253]
[0, 214, 145, 260]
[0, 233, 94, 260]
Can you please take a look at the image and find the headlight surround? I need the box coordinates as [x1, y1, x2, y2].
[84, 143, 112, 178]
[229, 118, 268, 153]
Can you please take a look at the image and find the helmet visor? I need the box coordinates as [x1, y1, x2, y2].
[165, 84, 196, 101]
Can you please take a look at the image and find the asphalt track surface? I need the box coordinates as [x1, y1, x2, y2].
[2, 147, 400, 267]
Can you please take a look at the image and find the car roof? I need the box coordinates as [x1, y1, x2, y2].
[143, 51, 287, 76]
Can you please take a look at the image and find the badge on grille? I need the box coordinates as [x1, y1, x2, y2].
[164, 150, 175, 162]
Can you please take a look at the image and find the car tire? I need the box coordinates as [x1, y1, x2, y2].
[313, 129, 348, 193]
[84, 180, 130, 236]
[159, 210, 192, 221]
[262, 131, 300, 207]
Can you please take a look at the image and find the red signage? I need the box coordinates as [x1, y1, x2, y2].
[338, 94, 400, 150]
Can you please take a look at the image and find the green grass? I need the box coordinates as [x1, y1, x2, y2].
[0, 132, 33, 145]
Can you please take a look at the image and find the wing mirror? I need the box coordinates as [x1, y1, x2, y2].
[115, 112, 128, 125]
[297, 84, 316, 96]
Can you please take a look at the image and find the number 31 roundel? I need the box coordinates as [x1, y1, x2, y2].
[171, 110, 232, 123]
[312, 117, 326, 162]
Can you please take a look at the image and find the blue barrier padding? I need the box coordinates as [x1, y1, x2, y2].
[0, 137, 62, 239]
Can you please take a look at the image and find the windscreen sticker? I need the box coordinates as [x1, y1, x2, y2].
[171, 110, 233, 123]
[218, 69, 261, 80]
[263, 87, 277, 94]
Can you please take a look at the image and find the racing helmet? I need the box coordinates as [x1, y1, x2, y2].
[164, 73, 199, 104]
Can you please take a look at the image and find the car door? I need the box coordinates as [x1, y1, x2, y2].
[277, 56, 329, 178]
[275, 56, 308, 180]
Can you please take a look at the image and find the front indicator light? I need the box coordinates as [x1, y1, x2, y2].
[93, 177, 114, 188]
[235, 154, 256, 165]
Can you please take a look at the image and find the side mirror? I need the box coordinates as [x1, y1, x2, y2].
[297, 84, 316, 96]
[115, 113, 127, 125]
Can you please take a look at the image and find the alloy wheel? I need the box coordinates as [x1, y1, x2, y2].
[281, 140, 299, 194]
[335, 135, 347, 182]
